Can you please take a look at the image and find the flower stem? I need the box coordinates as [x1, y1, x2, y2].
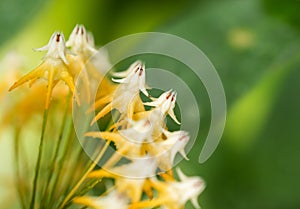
[48, 114, 73, 207]
[30, 109, 49, 209]
[58, 140, 110, 209]
[13, 128, 27, 209]
[42, 95, 71, 206]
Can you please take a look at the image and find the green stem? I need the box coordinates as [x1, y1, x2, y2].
[13, 128, 27, 209]
[30, 109, 49, 209]
[62, 140, 89, 200]
[41, 95, 71, 207]
[48, 115, 73, 207]
[63, 179, 102, 209]
[57, 140, 110, 209]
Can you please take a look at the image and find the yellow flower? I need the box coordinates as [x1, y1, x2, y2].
[64, 24, 115, 106]
[0, 52, 67, 128]
[147, 129, 190, 171]
[73, 190, 129, 209]
[9, 32, 79, 109]
[131, 168, 205, 209]
[88, 158, 157, 202]
[142, 89, 180, 124]
[131, 89, 180, 139]
[157, 168, 205, 209]
[66, 24, 97, 59]
[86, 119, 152, 157]
[91, 61, 148, 124]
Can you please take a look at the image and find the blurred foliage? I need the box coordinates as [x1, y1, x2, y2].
[0, 0, 45, 46]
[1, 0, 300, 208]
[156, 0, 300, 208]
[263, 0, 300, 33]
[0, 0, 198, 65]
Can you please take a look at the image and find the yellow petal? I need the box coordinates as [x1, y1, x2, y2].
[88, 94, 113, 113]
[9, 63, 44, 91]
[90, 103, 112, 125]
[88, 169, 115, 178]
[73, 196, 100, 209]
[60, 70, 80, 106]
[85, 132, 124, 144]
[45, 66, 55, 109]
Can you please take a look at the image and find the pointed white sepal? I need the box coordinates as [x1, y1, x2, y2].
[191, 196, 201, 209]
[176, 167, 189, 181]
[168, 107, 181, 124]
[112, 77, 128, 84]
[34, 45, 49, 52]
[179, 148, 189, 160]
[111, 60, 143, 78]
[140, 87, 149, 97]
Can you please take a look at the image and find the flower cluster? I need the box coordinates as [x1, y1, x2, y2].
[5, 24, 205, 209]
[76, 38, 205, 209]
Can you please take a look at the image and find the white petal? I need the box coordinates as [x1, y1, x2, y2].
[191, 196, 201, 209]
[176, 167, 188, 181]
[111, 60, 143, 78]
[140, 87, 149, 97]
[59, 48, 69, 65]
[111, 70, 131, 78]
[112, 77, 127, 84]
[168, 107, 181, 124]
[34, 45, 49, 52]
[179, 148, 189, 160]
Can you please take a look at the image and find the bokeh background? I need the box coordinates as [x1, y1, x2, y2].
[1, 0, 300, 208]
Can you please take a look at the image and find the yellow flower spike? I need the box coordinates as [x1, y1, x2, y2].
[9, 32, 80, 109]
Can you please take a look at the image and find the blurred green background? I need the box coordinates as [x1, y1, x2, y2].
[1, 0, 300, 208]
